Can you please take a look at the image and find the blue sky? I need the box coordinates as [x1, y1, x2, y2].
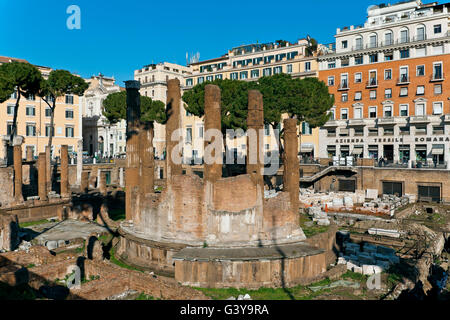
[1, 0, 385, 85]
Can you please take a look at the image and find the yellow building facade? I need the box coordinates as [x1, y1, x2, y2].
[0, 58, 82, 160]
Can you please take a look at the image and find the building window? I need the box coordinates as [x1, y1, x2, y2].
[415, 103, 425, 116]
[305, 62, 311, 72]
[384, 53, 393, 61]
[65, 109, 74, 119]
[433, 102, 443, 115]
[26, 105, 35, 116]
[384, 32, 393, 45]
[416, 65, 425, 76]
[186, 127, 192, 144]
[384, 126, 394, 135]
[355, 91, 362, 101]
[65, 126, 74, 138]
[369, 107, 377, 118]
[384, 106, 392, 117]
[354, 73, 362, 83]
[434, 84, 442, 95]
[263, 68, 272, 76]
[10, 90, 17, 100]
[328, 63, 336, 69]
[26, 124, 36, 137]
[186, 79, 193, 86]
[206, 75, 213, 82]
[416, 86, 425, 96]
[400, 105, 408, 117]
[45, 125, 54, 137]
[369, 71, 377, 86]
[369, 54, 378, 63]
[26, 93, 35, 101]
[400, 29, 409, 43]
[65, 95, 74, 104]
[240, 71, 248, 79]
[7, 105, 14, 115]
[341, 93, 348, 102]
[355, 37, 363, 50]
[369, 90, 376, 100]
[433, 62, 443, 80]
[215, 74, 223, 80]
[251, 69, 260, 78]
[198, 77, 205, 84]
[198, 126, 203, 138]
[416, 26, 426, 41]
[354, 107, 362, 119]
[434, 24, 442, 34]
[400, 49, 410, 59]
[302, 122, 312, 135]
[328, 76, 335, 86]
[400, 87, 408, 97]
[341, 40, 348, 49]
[340, 74, 348, 89]
[341, 109, 348, 120]
[369, 34, 377, 48]
[355, 56, 363, 65]
[385, 88, 392, 98]
[399, 67, 409, 83]
[6, 123, 13, 135]
[286, 65, 293, 74]
[273, 66, 282, 74]
[384, 69, 392, 80]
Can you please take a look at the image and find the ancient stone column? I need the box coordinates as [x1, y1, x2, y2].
[283, 118, 300, 210]
[247, 90, 264, 185]
[38, 153, 47, 201]
[45, 146, 51, 193]
[165, 79, 183, 181]
[204, 84, 222, 182]
[99, 171, 107, 195]
[119, 167, 124, 188]
[60, 145, 69, 198]
[26, 146, 34, 162]
[125, 80, 141, 220]
[140, 122, 155, 194]
[81, 171, 89, 193]
[13, 144, 23, 202]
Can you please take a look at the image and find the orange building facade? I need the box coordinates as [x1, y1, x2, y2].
[318, 0, 450, 167]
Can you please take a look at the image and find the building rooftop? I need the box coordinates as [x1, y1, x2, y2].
[0, 56, 29, 64]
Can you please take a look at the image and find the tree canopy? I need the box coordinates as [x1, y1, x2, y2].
[39, 69, 88, 157]
[103, 91, 166, 125]
[182, 79, 252, 134]
[0, 61, 43, 140]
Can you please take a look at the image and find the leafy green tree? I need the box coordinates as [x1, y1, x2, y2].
[182, 79, 252, 150]
[0, 61, 43, 142]
[305, 37, 318, 57]
[39, 70, 89, 155]
[103, 91, 166, 124]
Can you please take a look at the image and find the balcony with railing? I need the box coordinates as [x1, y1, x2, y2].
[409, 115, 429, 123]
[366, 78, 378, 88]
[378, 117, 396, 125]
[397, 75, 410, 85]
[430, 72, 444, 82]
[338, 80, 349, 91]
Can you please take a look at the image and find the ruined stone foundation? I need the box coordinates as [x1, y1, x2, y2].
[118, 81, 327, 288]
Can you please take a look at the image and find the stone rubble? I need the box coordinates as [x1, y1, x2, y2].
[338, 241, 400, 275]
[300, 188, 411, 217]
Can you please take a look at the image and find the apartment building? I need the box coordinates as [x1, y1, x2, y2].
[134, 62, 191, 158]
[81, 74, 125, 157]
[318, 0, 450, 167]
[182, 39, 324, 163]
[0, 56, 83, 160]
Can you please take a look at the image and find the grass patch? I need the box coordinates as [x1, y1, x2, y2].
[26, 264, 36, 269]
[299, 214, 330, 238]
[342, 271, 368, 282]
[195, 278, 339, 300]
[135, 292, 156, 300]
[109, 247, 144, 273]
[19, 219, 50, 228]
[99, 233, 113, 245]
[108, 208, 126, 221]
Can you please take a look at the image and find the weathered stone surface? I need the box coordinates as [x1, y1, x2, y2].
[204, 84, 222, 183]
[60, 145, 69, 197]
[0, 214, 20, 251]
[38, 153, 47, 201]
[13, 144, 23, 202]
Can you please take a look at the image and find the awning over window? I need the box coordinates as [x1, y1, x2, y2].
[432, 148, 444, 155]
[340, 129, 349, 135]
[415, 145, 427, 151]
[327, 146, 336, 151]
[300, 143, 314, 153]
[340, 146, 350, 151]
[352, 147, 363, 155]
